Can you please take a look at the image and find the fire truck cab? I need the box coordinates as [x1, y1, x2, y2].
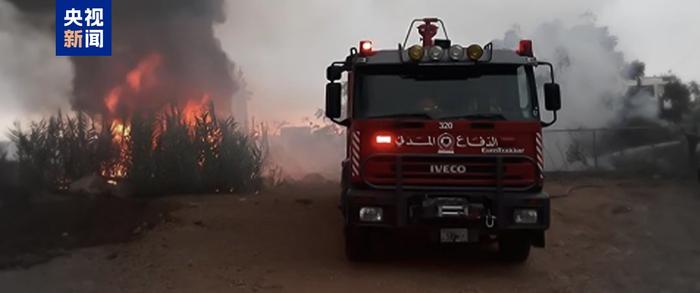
[325, 18, 562, 262]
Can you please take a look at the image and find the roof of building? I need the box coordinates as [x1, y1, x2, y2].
[625, 77, 667, 87]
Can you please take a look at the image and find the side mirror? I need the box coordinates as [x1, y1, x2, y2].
[326, 83, 342, 119]
[327, 65, 343, 81]
[544, 83, 561, 111]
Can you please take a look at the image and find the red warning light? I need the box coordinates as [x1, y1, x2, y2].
[517, 40, 534, 57]
[375, 135, 392, 144]
[359, 40, 374, 56]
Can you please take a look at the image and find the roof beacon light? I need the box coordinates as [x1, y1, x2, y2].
[448, 45, 464, 61]
[466, 44, 484, 61]
[359, 40, 374, 56]
[517, 39, 534, 57]
[428, 46, 444, 61]
[408, 44, 425, 62]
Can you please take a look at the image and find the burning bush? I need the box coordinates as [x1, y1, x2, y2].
[9, 105, 263, 198]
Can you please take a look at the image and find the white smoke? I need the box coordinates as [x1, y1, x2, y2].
[495, 18, 635, 128]
[0, 0, 73, 140]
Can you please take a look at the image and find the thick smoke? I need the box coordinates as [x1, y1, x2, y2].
[6, 0, 237, 117]
[619, 60, 658, 121]
[492, 18, 684, 171]
[495, 18, 639, 128]
[0, 0, 72, 126]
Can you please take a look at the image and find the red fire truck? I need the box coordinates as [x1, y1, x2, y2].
[325, 18, 561, 262]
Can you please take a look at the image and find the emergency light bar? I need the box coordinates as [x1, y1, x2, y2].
[354, 18, 500, 63]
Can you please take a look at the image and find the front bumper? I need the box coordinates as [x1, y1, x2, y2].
[343, 188, 550, 232]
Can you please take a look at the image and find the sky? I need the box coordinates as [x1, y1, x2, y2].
[1, 0, 699, 139]
[216, 0, 700, 124]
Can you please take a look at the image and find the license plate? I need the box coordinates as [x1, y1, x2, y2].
[440, 228, 469, 243]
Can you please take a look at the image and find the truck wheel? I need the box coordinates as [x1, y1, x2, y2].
[345, 227, 371, 261]
[498, 232, 531, 263]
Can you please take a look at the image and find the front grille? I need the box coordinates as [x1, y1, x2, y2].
[362, 154, 537, 190]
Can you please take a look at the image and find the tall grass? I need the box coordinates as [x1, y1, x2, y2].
[9, 105, 264, 198]
[0, 145, 7, 163]
[1, 138, 25, 207]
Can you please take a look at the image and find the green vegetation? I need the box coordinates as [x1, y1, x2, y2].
[9, 105, 264, 198]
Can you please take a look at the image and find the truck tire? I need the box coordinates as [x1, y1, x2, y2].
[345, 226, 371, 261]
[498, 232, 531, 263]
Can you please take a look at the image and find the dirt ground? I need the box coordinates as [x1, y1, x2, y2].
[0, 196, 175, 270]
[1, 176, 699, 293]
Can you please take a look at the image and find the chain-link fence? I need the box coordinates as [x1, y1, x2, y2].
[542, 127, 696, 174]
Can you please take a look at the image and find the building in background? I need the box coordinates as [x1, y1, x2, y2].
[626, 77, 666, 99]
[626, 76, 668, 114]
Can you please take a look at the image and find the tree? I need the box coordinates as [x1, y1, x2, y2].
[658, 76, 700, 170]
[659, 76, 691, 123]
[625, 60, 646, 81]
[690, 81, 700, 110]
[687, 81, 700, 170]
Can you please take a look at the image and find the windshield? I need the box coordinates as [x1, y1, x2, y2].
[354, 65, 537, 120]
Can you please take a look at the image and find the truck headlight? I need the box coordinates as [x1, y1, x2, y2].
[513, 209, 538, 224]
[448, 45, 464, 61]
[428, 46, 444, 61]
[359, 207, 383, 222]
[408, 45, 424, 62]
[466, 44, 484, 61]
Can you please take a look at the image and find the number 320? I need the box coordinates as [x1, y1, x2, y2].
[439, 122, 453, 130]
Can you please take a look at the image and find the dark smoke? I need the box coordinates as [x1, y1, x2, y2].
[6, 0, 52, 12]
[7, 0, 237, 117]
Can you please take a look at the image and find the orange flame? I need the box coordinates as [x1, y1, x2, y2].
[111, 119, 131, 142]
[183, 94, 212, 125]
[100, 54, 227, 181]
[101, 119, 132, 179]
[105, 87, 122, 114]
[126, 54, 162, 91]
[104, 53, 163, 115]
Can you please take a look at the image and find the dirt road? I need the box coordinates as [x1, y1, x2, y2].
[1, 176, 700, 292]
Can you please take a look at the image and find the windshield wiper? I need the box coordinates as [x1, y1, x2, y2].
[367, 113, 434, 120]
[439, 113, 506, 121]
